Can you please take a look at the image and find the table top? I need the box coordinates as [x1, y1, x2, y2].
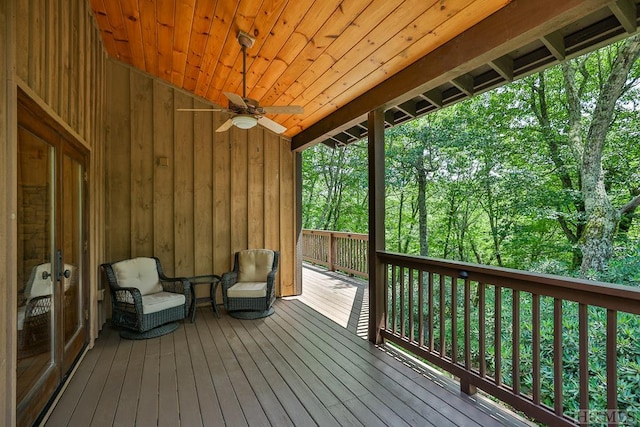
[187, 274, 221, 284]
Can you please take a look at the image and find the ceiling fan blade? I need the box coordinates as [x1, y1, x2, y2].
[261, 105, 304, 115]
[257, 117, 287, 134]
[215, 118, 234, 133]
[223, 92, 248, 108]
[177, 108, 226, 112]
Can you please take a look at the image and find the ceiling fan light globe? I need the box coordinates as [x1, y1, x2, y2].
[232, 114, 258, 129]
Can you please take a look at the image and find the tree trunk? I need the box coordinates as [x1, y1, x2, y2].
[416, 166, 428, 256]
[562, 35, 640, 276]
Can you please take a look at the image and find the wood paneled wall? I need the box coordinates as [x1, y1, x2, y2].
[105, 60, 298, 297]
[2, 0, 107, 423]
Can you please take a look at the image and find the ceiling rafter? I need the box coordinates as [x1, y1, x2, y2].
[610, 0, 638, 33]
[490, 56, 515, 82]
[541, 31, 567, 61]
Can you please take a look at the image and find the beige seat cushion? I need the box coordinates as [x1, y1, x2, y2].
[141, 292, 186, 314]
[227, 282, 267, 298]
[238, 249, 274, 282]
[112, 257, 163, 296]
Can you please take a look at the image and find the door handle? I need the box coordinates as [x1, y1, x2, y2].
[56, 249, 63, 281]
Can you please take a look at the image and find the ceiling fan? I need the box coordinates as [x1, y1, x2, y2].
[177, 31, 304, 134]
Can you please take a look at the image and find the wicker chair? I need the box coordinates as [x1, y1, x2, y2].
[101, 257, 191, 339]
[221, 249, 279, 319]
[17, 263, 54, 359]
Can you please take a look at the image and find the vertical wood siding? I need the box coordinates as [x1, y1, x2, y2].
[105, 60, 297, 297]
[3, 0, 108, 423]
[15, 0, 109, 334]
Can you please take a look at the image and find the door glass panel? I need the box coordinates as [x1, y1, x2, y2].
[62, 154, 83, 347]
[16, 127, 55, 403]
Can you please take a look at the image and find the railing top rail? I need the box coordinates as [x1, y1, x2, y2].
[302, 229, 369, 240]
[378, 250, 640, 314]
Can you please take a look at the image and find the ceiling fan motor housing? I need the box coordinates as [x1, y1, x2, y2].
[237, 31, 255, 49]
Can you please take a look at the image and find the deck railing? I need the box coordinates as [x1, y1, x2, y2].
[378, 251, 640, 426]
[302, 229, 369, 278]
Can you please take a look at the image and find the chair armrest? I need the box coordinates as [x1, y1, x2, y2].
[112, 287, 144, 314]
[161, 277, 191, 294]
[265, 270, 278, 295]
[221, 271, 238, 291]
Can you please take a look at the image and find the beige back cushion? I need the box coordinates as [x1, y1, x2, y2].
[238, 249, 274, 282]
[27, 263, 54, 299]
[112, 257, 163, 296]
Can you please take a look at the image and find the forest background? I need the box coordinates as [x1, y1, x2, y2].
[302, 36, 640, 287]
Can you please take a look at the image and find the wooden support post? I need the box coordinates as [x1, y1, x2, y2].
[295, 152, 303, 295]
[368, 108, 385, 345]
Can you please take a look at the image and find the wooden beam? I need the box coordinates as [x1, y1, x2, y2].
[451, 74, 475, 97]
[343, 126, 363, 140]
[609, 0, 638, 34]
[384, 110, 396, 126]
[396, 100, 417, 118]
[490, 55, 514, 82]
[422, 89, 443, 108]
[541, 31, 566, 61]
[368, 108, 385, 345]
[292, 0, 609, 151]
[321, 139, 336, 149]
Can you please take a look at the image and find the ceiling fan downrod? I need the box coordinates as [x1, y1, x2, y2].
[237, 31, 255, 100]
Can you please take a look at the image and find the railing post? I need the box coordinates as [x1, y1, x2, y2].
[327, 232, 334, 271]
[460, 379, 477, 396]
[368, 108, 385, 345]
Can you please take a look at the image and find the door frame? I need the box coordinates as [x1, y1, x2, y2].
[16, 89, 90, 426]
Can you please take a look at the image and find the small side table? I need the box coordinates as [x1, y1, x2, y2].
[188, 274, 221, 322]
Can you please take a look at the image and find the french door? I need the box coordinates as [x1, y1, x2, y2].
[16, 95, 88, 426]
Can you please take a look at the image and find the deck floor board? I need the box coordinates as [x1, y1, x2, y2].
[45, 265, 532, 427]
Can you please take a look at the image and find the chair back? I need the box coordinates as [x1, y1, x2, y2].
[24, 263, 53, 301]
[110, 257, 163, 295]
[237, 249, 275, 282]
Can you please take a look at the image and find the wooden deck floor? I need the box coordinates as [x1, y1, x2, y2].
[45, 265, 531, 427]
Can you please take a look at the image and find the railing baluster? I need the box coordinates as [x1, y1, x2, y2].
[607, 309, 617, 424]
[579, 303, 588, 421]
[513, 290, 520, 395]
[384, 263, 389, 331]
[479, 282, 486, 378]
[495, 285, 502, 386]
[533, 294, 541, 405]
[418, 270, 424, 347]
[428, 272, 434, 351]
[400, 266, 406, 338]
[554, 298, 563, 416]
[409, 268, 415, 342]
[440, 274, 446, 357]
[391, 265, 397, 334]
[452, 276, 458, 364]
[464, 277, 471, 369]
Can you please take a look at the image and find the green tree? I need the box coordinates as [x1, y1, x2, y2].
[526, 35, 640, 275]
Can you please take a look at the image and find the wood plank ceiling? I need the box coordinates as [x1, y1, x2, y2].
[89, 0, 511, 138]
